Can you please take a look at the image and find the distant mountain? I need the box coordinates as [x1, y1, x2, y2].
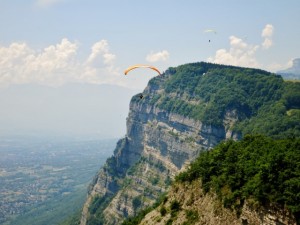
[277, 58, 300, 80]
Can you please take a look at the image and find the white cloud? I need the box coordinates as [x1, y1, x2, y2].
[146, 50, 169, 62]
[208, 24, 279, 69]
[86, 40, 115, 66]
[262, 38, 272, 49]
[208, 36, 260, 68]
[262, 24, 274, 38]
[0, 38, 121, 87]
[82, 40, 119, 86]
[261, 24, 274, 49]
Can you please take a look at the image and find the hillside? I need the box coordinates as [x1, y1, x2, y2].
[123, 135, 299, 225]
[79, 62, 300, 225]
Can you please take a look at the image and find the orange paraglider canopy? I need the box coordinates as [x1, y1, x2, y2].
[124, 64, 161, 75]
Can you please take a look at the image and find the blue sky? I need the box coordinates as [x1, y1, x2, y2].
[0, 0, 299, 138]
[1, 0, 300, 88]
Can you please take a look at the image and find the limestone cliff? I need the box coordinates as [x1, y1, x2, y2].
[80, 62, 299, 225]
[80, 101, 235, 225]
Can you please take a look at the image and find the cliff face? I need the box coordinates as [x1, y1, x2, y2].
[80, 62, 297, 225]
[80, 66, 243, 225]
[139, 180, 297, 225]
[80, 102, 239, 225]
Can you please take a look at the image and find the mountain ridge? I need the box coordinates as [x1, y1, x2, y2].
[79, 62, 300, 225]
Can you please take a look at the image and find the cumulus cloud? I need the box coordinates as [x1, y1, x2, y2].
[146, 50, 169, 62]
[262, 38, 273, 49]
[208, 36, 260, 68]
[208, 24, 277, 69]
[81, 40, 119, 86]
[86, 40, 115, 66]
[262, 24, 274, 38]
[0, 38, 120, 87]
[261, 24, 274, 49]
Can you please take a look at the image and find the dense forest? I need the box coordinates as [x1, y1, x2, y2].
[141, 62, 300, 139]
[176, 135, 300, 222]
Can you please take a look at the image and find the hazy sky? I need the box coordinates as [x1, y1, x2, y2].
[0, 0, 299, 138]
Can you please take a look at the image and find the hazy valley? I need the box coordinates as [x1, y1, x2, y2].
[0, 136, 116, 225]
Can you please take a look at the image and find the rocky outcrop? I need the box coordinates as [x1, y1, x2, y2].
[140, 179, 297, 225]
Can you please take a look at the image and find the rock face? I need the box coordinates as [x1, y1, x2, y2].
[80, 71, 242, 225]
[140, 180, 297, 225]
[80, 62, 290, 225]
[80, 103, 239, 225]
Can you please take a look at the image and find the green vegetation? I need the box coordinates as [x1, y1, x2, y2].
[170, 200, 181, 212]
[235, 81, 300, 138]
[121, 193, 167, 225]
[176, 135, 300, 222]
[146, 62, 300, 139]
[121, 207, 153, 225]
[160, 206, 167, 216]
[183, 209, 199, 224]
[165, 218, 173, 225]
[59, 210, 81, 225]
[87, 194, 114, 225]
[132, 196, 143, 212]
[170, 199, 181, 219]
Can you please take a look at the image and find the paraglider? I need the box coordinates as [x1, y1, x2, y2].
[204, 29, 217, 34]
[204, 29, 217, 42]
[124, 64, 161, 101]
[124, 64, 161, 75]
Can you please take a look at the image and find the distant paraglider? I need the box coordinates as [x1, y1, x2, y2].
[204, 29, 217, 42]
[124, 64, 161, 75]
[204, 29, 217, 34]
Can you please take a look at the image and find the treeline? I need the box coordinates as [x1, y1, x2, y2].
[176, 135, 300, 222]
